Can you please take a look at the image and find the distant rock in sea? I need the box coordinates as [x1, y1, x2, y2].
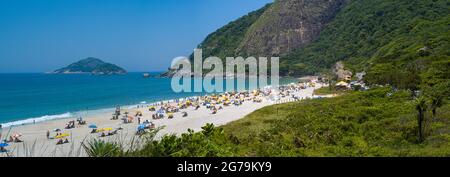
[53, 57, 127, 75]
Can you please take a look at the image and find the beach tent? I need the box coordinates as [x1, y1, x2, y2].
[88, 124, 97, 129]
[0, 143, 9, 147]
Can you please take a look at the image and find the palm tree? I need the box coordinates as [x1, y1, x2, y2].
[415, 97, 427, 143]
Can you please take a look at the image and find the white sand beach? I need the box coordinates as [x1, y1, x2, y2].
[0, 83, 322, 157]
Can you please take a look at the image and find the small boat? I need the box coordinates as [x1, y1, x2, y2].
[143, 73, 150, 78]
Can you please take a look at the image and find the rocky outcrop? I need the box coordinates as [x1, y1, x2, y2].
[160, 0, 346, 77]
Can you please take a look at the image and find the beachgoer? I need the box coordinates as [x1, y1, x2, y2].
[46, 130, 50, 139]
[57, 139, 63, 145]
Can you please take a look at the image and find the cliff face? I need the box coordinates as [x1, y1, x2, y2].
[237, 0, 346, 57]
[192, 0, 346, 59]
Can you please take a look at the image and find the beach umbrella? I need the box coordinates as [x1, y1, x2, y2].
[54, 129, 61, 132]
[55, 133, 69, 139]
[0, 143, 9, 147]
[88, 124, 97, 129]
[103, 127, 113, 131]
[137, 124, 146, 131]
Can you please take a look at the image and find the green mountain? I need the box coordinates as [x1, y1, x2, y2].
[280, 0, 449, 84]
[183, 0, 449, 90]
[53, 57, 127, 75]
[193, 0, 346, 59]
[161, 0, 346, 77]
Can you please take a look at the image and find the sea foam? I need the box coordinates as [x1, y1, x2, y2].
[0, 112, 73, 128]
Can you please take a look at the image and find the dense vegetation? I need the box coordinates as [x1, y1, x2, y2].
[313, 86, 348, 95]
[221, 88, 449, 156]
[281, 0, 449, 88]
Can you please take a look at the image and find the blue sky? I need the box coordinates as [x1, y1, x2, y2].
[0, 0, 273, 72]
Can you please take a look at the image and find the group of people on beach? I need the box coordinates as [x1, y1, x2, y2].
[140, 82, 315, 122]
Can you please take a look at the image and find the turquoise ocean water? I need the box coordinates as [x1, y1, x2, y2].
[0, 73, 297, 127]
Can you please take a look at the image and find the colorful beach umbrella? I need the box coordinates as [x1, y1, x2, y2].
[88, 124, 97, 129]
[97, 127, 113, 132]
[55, 133, 69, 139]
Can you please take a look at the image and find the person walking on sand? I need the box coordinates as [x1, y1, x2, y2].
[138, 117, 141, 124]
[46, 130, 50, 139]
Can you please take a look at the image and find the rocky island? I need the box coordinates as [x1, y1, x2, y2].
[53, 57, 127, 75]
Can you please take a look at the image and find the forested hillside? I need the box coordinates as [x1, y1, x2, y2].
[280, 0, 449, 89]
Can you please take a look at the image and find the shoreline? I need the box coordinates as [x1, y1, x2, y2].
[0, 77, 300, 128]
[0, 95, 206, 128]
